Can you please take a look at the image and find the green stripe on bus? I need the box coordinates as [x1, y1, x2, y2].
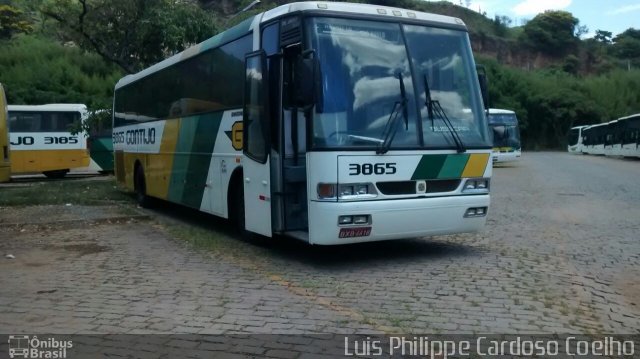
[168, 117, 199, 203]
[411, 154, 448, 180]
[437, 154, 470, 179]
[181, 112, 223, 208]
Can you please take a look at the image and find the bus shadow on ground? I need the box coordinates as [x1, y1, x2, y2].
[146, 199, 480, 268]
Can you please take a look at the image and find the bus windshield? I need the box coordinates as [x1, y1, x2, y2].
[307, 17, 489, 150]
[488, 113, 520, 149]
[568, 128, 580, 146]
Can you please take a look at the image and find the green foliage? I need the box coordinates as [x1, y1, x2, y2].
[492, 15, 512, 37]
[478, 56, 640, 149]
[2, 0, 639, 151]
[594, 30, 612, 44]
[562, 55, 580, 75]
[42, 0, 218, 73]
[582, 70, 640, 120]
[612, 28, 640, 60]
[0, 4, 33, 39]
[0, 35, 121, 108]
[520, 10, 579, 56]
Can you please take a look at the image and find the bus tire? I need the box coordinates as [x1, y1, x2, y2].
[43, 169, 68, 179]
[134, 166, 152, 208]
[230, 179, 245, 233]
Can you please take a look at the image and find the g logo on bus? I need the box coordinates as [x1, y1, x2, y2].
[231, 121, 243, 151]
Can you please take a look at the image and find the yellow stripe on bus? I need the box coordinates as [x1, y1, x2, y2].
[10, 149, 89, 174]
[146, 119, 180, 199]
[461, 153, 490, 178]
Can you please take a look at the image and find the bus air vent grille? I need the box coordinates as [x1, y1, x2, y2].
[376, 179, 461, 195]
[281, 27, 301, 46]
[376, 181, 415, 195]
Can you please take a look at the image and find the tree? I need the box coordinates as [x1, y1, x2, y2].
[612, 28, 640, 60]
[0, 4, 33, 39]
[520, 10, 579, 56]
[594, 29, 612, 44]
[492, 15, 512, 37]
[42, 0, 218, 74]
[575, 24, 588, 39]
[0, 35, 121, 107]
[562, 55, 580, 75]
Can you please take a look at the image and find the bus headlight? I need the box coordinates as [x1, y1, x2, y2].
[462, 178, 490, 193]
[340, 185, 354, 197]
[356, 184, 369, 195]
[339, 183, 376, 199]
[317, 183, 377, 200]
[465, 207, 488, 217]
[338, 214, 371, 226]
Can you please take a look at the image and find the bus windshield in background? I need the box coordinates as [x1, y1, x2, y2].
[488, 113, 520, 148]
[568, 128, 580, 146]
[307, 17, 489, 150]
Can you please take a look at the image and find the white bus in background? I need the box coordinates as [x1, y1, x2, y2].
[487, 109, 521, 163]
[113, 2, 493, 245]
[608, 114, 640, 157]
[572, 115, 640, 158]
[567, 125, 587, 154]
[8, 104, 89, 178]
[581, 122, 608, 155]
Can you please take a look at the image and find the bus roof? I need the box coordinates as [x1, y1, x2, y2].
[618, 113, 640, 121]
[260, 2, 466, 27]
[488, 108, 516, 115]
[116, 1, 467, 90]
[583, 122, 608, 130]
[7, 104, 87, 112]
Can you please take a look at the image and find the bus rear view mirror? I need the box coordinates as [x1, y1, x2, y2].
[293, 56, 323, 112]
[476, 65, 490, 110]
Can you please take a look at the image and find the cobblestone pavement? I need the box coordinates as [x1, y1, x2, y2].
[1, 152, 639, 338]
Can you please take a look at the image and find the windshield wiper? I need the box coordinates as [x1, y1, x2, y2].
[423, 74, 466, 153]
[377, 73, 409, 155]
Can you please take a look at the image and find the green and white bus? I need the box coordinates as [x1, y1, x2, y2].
[114, 2, 493, 245]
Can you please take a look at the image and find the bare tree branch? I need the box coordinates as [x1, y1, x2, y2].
[41, 2, 135, 73]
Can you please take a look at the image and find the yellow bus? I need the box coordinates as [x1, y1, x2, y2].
[8, 104, 90, 178]
[0, 84, 10, 182]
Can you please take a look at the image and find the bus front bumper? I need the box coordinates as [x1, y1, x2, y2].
[307, 194, 490, 245]
[492, 150, 521, 163]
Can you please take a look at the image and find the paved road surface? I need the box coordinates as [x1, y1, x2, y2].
[1, 152, 638, 337]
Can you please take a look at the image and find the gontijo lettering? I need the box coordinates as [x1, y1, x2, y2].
[112, 128, 156, 145]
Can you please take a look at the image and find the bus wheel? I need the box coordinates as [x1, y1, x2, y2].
[134, 167, 152, 208]
[43, 169, 68, 179]
[231, 180, 245, 232]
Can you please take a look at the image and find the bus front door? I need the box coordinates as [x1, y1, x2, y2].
[242, 51, 272, 237]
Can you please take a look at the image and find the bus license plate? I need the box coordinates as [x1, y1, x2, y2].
[339, 227, 372, 238]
